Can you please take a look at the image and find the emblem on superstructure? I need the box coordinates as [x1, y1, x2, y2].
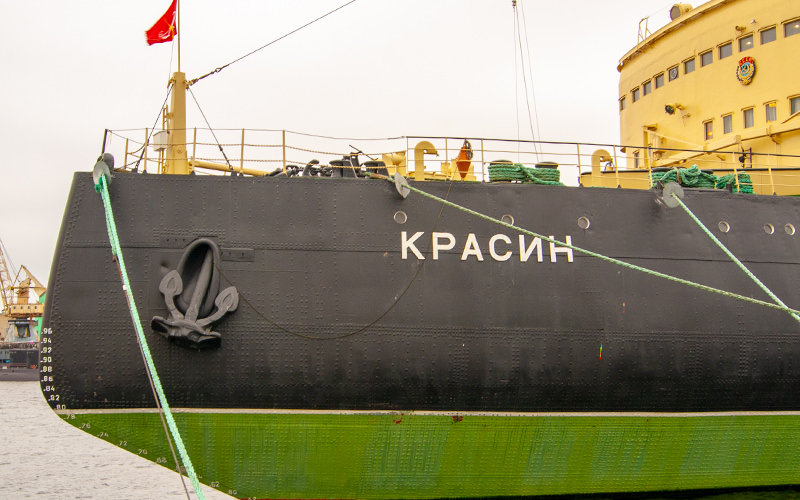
[736, 56, 755, 85]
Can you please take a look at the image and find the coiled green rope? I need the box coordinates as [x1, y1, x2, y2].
[94, 174, 206, 500]
[651, 165, 754, 193]
[488, 163, 564, 185]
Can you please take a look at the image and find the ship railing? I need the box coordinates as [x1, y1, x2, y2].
[105, 128, 800, 194]
[108, 128, 589, 183]
[585, 143, 800, 195]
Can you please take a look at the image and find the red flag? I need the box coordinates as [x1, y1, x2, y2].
[145, 0, 177, 45]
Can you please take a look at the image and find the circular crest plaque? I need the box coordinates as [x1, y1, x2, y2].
[736, 57, 755, 85]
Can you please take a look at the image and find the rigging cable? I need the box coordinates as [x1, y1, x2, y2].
[169, 31, 176, 81]
[133, 86, 174, 173]
[0, 238, 17, 282]
[189, 0, 359, 86]
[513, 1, 520, 156]
[519, 2, 543, 155]
[122, 11, 178, 174]
[188, 87, 234, 172]
[512, 1, 541, 160]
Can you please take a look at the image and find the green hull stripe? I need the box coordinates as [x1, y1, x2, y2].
[63, 412, 800, 499]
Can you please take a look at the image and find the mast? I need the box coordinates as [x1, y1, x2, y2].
[165, 0, 189, 175]
[165, 72, 189, 175]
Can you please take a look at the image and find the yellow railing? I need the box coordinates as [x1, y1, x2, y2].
[105, 128, 800, 195]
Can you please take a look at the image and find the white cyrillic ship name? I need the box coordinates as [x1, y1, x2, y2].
[401, 231, 574, 263]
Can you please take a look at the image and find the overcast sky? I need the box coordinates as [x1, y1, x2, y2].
[1, 0, 674, 285]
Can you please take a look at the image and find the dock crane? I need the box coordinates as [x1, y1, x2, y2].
[0, 239, 46, 343]
[9, 266, 46, 318]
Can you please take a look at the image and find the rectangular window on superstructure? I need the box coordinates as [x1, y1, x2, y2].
[684, 58, 695, 74]
[766, 102, 777, 122]
[761, 26, 777, 44]
[642, 80, 652, 96]
[738, 34, 754, 52]
[634, 150, 640, 169]
[703, 120, 713, 140]
[723, 114, 733, 134]
[655, 73, 665, 88]
[791, 96, 800, 115]
[785, 19, 800, 37]
[619, 96, 626, 111]
[668, 66, 679, 82]
[700, 50, 713, 67]
[719, 42, 733, 59]
[632, 88, 640, 102]
[743, 108, 754, 128]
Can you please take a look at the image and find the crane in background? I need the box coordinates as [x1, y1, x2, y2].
[8, 265, 46, 318]
[0, 238, 46, 343]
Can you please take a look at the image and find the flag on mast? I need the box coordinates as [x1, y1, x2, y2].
[145, 0, 177, 45]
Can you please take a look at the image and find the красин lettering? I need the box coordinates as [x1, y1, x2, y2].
[401, 231, 574, 262]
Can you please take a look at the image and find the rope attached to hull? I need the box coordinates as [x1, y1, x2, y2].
[386, 175, 800, 320]
[94, 173, 206, 500]
[668, 190, 800, 324]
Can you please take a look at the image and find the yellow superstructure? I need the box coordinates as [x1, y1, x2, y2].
[582, 0, 800, 194]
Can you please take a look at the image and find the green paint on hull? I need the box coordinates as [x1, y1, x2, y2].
[61, 411, 800, 499]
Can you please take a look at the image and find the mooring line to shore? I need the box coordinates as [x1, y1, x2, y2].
[668, 191, 800, 325]
[394, 177, 800, 319]
[94, 172, 206, 500]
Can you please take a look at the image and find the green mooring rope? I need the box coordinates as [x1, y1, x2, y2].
[670, 192, 800, 324]
[94, 174, 206, 500]
[394, 178, 800, 318]
[650, 165, 754, 194]
[488, 163, 564, 185]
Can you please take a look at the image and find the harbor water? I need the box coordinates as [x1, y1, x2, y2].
[2, 381, 799, 500]
[1, 381, 233, 500]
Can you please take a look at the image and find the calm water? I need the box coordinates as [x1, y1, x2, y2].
[0, 381, 233, 500]
[2, 381, 799, 500]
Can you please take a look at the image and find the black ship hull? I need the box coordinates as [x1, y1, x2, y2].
[44, 172, 800, 412]
[41, 172, 800, 498]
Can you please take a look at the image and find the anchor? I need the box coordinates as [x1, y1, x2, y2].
[152, 238, 238, 349]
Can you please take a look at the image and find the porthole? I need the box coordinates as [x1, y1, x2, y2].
[764, 223, 775, 235]
[500, 214, 514, 225]
[785, 223, 796, 235]
[718, 221, 730, 233]
[393, 211, 407, 224]
[578, 216, 591, 230]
